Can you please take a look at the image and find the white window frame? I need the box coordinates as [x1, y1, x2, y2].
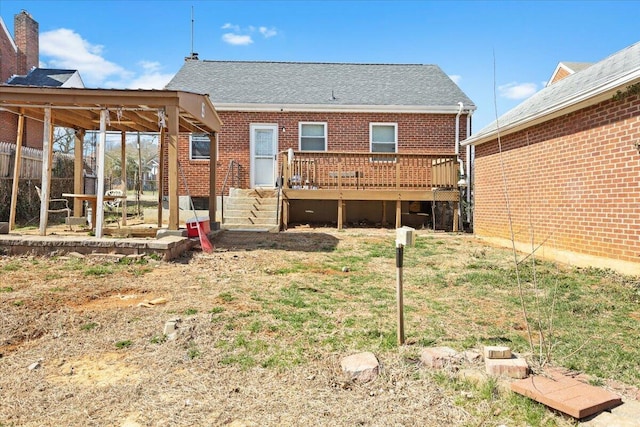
[369, 123, 397, 162]
[369, 123, 398, 153]
[189, 133, 217, 161]
[299, 122, 327, 151]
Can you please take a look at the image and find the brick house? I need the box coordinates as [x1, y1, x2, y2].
[0, 11, 82, 149]
[463, 41, 640, 274]
[165, 60, 475, 229]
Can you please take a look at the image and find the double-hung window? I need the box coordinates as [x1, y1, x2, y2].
[370, 123, 397, 161]
[299, 122, 327, 151]
[190, 133, 215, 160]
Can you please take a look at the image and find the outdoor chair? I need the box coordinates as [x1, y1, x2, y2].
[35, 185, 71, 229]
[104, 189, 124, 211]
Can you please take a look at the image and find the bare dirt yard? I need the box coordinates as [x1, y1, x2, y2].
[1, 227, 639, 426]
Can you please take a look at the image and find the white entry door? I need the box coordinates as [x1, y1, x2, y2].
[250, 124, 278, 188]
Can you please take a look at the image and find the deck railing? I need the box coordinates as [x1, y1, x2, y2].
[280, 151, 459, 190]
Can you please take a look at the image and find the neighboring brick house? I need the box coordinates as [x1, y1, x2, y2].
[165, 60, 475, 225]
[0, 11, 82, 149]
[463, 41, 640, 274]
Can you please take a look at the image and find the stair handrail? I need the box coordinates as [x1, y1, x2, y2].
[220, 159, 241, 224]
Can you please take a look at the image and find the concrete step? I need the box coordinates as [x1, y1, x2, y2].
[221, 223, 279, 232]
[222, 216, 278, 226]
[223, 199, 278, 210]
[229, 188, 278, 198]
[224, 209, 277, 219]
[222, 188, 280, 230]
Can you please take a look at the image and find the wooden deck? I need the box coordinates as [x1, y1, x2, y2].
[279, 151, 462, 230]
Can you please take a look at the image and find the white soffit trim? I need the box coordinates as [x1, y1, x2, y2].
[214, 103, 477, 114]
[464, 70, 640, 147]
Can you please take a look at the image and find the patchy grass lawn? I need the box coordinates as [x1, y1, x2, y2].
[0, 228, 638, 426]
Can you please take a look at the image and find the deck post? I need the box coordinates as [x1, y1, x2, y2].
[337, 200, 344, 229]
[120, 132, 127, 226]
[283, 199, 289, 230]
[453, 201, 459, 232]
[381, 201, 387, 225]
[9, 111, 24, 231]
[395, 200, 401, 228]
[73, 129, 85, 216]
[38, 106, 52, 236]
[167, 106, 179, 230]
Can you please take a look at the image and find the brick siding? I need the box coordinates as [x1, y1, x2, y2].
[474, 93, 640, 264]
[0, 12, 42, 148]
[162, 110, 469, 197]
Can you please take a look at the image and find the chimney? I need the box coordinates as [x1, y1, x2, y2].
[14, 10, 38, 75]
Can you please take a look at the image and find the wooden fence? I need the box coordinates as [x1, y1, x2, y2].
[0, 142, 74, 179]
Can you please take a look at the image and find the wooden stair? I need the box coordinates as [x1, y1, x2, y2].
[221, 188, 280, 232]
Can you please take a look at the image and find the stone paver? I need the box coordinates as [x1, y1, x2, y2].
[581, 399, 640, 427]
[511, 371, 622, 419]
[340, 352, 379, 382]
[420, 346, 459, 369]
[484, 345, 511, 359]
[485, 356, 529, 379]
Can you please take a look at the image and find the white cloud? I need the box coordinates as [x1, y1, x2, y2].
[221, 23, 240, 32]
[449, 74, 461, 84]
[40, 28, 131, 87]
[259, 26, 277, 38]
[39, 28, 172, 89]
[222, 33, 254, 46]
[498, 82, 538, 100]
[221, 22, 278, 46]
[126, 61, 174, 89]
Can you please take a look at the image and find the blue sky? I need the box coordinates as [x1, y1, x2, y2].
[1, 0, 638, 131]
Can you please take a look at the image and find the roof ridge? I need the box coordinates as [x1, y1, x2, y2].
[197, 60, 434, 66]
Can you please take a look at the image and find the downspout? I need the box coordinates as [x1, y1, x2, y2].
[455, 102, 464, 179]
[455, 102, 465, 231]
[466, 110, 474, 226]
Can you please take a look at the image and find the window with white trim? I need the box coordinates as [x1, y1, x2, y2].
[370, 123, 397, 154]
[299, 122, 327, 151]
[190, 133, 216, 160]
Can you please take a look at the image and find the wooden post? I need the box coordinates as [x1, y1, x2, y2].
[94, 109, 107, 238]
[157, 128, 165, 227]
[283, 199, 289, 230]
[396, 243, 405, 345]
[208, 132, 217, 228]
[453, 201, 459, 232]
[381, 200, 387, 225]
[337, 200, 343, 230]
[121, 131, 127, 226]
[38, 107, 53, 236]
[73, 129, 85, 216]
[167, 106, 179, 230]
[395, 200, 402, 228]
[9, 111, 24, 231]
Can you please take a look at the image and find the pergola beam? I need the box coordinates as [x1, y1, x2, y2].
[1, 87, 222, 236]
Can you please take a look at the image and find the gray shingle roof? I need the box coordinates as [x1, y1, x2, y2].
[7, 68, 77, 86]
[560, 62, 593, 73]
[165, 61, 475, 110]
[466, 41, 640, 145]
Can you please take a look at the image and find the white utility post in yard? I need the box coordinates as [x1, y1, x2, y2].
[395, 226, 415, 345]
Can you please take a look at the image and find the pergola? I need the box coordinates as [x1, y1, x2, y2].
[0, 86, 222, 237]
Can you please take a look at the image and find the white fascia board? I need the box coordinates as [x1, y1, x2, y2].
[463, 69, 640, 147]
[0, 17, 17, 52]
[214, 103, 477, 114]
